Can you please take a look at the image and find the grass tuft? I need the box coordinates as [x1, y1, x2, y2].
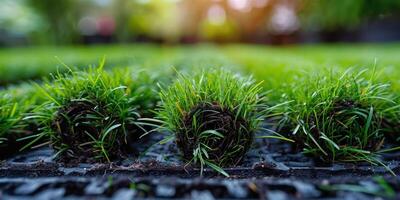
[28, 65, 159, 162]
[280, 69, 398, 164]
[0, 84, 45, 157]
[158, 69, 268, 176]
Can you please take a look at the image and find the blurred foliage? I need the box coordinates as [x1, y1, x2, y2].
[301, 0, 400, 30]
[200, 20, 238, 42]
[0, 0, 42, 35]
[26, 0, 79, 44]
[122, 0, 179, 41]
[0, 0, 400, 45]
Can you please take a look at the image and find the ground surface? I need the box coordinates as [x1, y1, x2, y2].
[1, 43, 400, 199]
[1, 131, 400, 199]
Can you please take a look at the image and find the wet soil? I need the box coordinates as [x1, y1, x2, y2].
[1, 123, 400, 199]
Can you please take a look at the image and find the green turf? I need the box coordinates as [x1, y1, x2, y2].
[0, 43, 399, 174]
[278, 69, 397, 165]
[1, 43, 399, 90]
[158, 69, 268, 176]
[24, 64, 160, 162]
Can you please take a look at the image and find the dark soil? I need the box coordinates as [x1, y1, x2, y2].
[178, 102, 253, 166]
[381, 117, 400, 143]
[52, 100, 128, 163]
[0, 121, 41, 160]
[0, 138, 23, 160]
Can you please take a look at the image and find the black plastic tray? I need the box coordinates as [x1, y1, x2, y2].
[1, 130, 399, 200]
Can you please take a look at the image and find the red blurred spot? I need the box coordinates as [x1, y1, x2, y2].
[96, 16, 115, 36]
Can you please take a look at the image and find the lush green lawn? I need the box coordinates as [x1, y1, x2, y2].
[1, 43, 400, 91]
[0, 45, 175, 85]
[222, 44, 400, 91]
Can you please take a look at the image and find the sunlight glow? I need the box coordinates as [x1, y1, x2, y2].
[207, 5, 226, 25]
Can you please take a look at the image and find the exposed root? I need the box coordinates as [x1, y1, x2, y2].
[302, 99, 384, 160]
[52, 100, 127, 163]
[177, 103, 253, 167]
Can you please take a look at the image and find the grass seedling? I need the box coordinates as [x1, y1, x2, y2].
[28, 63, 158, 162]
[158, 69, 269, 176]
[281, 69, 398, 166]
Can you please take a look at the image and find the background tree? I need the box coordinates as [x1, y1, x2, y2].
[27, 0, 78, 44]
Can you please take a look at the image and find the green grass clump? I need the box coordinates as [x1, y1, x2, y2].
[0, 95, 24, 146]
[0, 85, 45, 158]
[116, 68, 163, 118]
[158, 69, 266, 176]
[33, 64, 157, 162]
[281, 69, 398, 163]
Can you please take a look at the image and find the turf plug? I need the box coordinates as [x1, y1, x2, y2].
[281, 69, 398, 165]
[158, 69, 267, 176]
[33, 66, 157, 162]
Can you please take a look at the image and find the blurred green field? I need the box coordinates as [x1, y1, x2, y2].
[1, 43, 400, 92]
